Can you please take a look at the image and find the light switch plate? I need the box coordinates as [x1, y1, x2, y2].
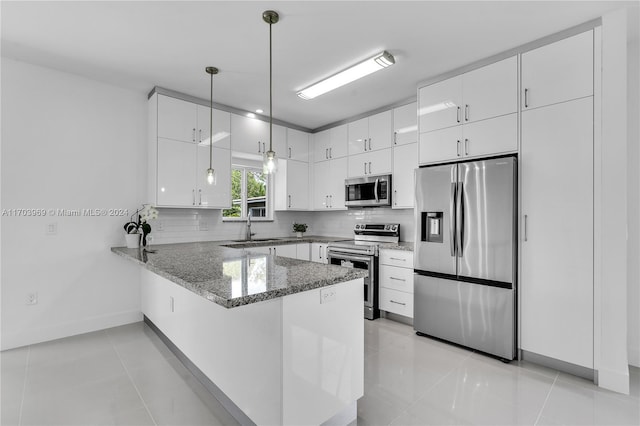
[320, 287, 337, 304]
[46, 223, 57, 235]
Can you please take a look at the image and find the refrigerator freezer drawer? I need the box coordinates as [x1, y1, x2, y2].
[413, 274, 515, 360]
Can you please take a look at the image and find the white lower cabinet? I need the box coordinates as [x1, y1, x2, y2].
[310, 243, 328, 264]
[250, 243, 309, 260]
[378, 249, 414, 318]
[295, 243, 310, 261]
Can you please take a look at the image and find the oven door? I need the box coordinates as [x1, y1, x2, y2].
[327, 250, 379, 320]
[345, 175, 391, 207]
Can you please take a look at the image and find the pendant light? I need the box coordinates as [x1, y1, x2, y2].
[206, 66, 218, 185]
[262, 10, 279, 175]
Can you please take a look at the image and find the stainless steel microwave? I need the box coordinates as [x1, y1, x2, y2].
[345, 174, 392, 207]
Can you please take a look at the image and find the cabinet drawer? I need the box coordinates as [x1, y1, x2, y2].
[379, 288, 413, 318]
[379, 249, 414, 268]
[379, 265, 414, 293]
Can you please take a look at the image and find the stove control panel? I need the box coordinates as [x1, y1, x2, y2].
[354, 223, 400, 237]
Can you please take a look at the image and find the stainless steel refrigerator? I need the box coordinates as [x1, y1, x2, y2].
[414, 156, 517, 360]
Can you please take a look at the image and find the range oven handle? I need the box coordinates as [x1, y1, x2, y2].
[327, 251, 372, 263]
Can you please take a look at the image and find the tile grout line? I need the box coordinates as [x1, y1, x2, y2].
[534, 372, 559, 426]
[17, 345, 31, 426]
[107, 331, 158, 426]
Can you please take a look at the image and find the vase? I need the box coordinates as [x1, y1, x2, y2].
[125, 233, 140, 248]
[296, 232, 303, 238]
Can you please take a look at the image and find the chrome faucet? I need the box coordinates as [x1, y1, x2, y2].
[246, 210, 255, 241]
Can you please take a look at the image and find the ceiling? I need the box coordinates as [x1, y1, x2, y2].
[1, 1, 635, 130]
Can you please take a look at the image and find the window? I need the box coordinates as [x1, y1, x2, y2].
[223, 166, 270, 220]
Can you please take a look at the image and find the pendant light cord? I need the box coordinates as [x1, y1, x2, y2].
[209, 71, 213, 169]
[269, 18, 273, 152]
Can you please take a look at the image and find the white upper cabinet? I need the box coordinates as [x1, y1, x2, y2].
[419, 126, 463, 165]
[393, 102, 417, 146]
[522, 30, 593, 110]
[418, 76, 463, 133]
[150, 93, 231, 208]
[196, 105, 231, 149]
[314, 124, 348, 162]
[286, 128, 309, 162]
[462, 56, 518, 123]
[231, 114, 286, 156]
[313, 157, 347, 210]
[196, 146, 231, 208]
[348, 110, 392, 155]
[157, 95, 198, 143]
[392, 143, 417, 209]
[274, 159, 309, 211]
[347, 148, 392, 178]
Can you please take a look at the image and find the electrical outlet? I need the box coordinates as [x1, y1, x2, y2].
[26, 292, 38, 305]
[199, 220, 208, 231]
[320, 287, 336, 304]
[46, 223, 57, 235]
[156, 221, 164, 231]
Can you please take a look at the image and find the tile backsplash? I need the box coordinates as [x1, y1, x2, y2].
[145, 207, 415, 245]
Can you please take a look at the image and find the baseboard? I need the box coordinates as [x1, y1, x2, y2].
[629, 347, 640, 368]
[521, 350, 595, 381]
[598, 366, 631, 394]
[0, 310, 142, 351]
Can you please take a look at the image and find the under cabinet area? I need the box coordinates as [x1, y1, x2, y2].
[378, 249, 414, 318]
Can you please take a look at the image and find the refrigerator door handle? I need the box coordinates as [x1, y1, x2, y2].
[456, 182, 464, 258]
[449, 182, 457, 257]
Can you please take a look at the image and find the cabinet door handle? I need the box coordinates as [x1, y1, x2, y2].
[456, 106, 461, 123]
[192, 128, 196, 142]
[258, 141, 261, 153]
[326, 148, 329, 159]
[456, 140, 461, 157]
[393, 132, 397, 145]
[368, 162, 372, 174]
[464, 138, 469, 155]
[368, 138, 372, 151]
[329, 195, 332, 208]
[192, 189, 196, 205]
[318, 245, 322, 258]
[329, 147, 332, 158]
[394, 189, 397, 205]
[524, 215, 528, 241]
[524, 88, 529, 108]
[364, 139, 367, 151]
[289, 147, 292, 158]
[389, 257, 406, 261]
[364, 162, 367, 175]
[199, 189, 202, 205]
[263, 142, 266, 153]
[273, 247, 277, 256]
[326, 195, 329, 208]
[199, 129, 202, 143]
[390, 277, 406, 282]
[390, 300, 406, 306]
[288, 195, 291, 208]
[465, 104, 469, 121]
[170, 296, 175, 313]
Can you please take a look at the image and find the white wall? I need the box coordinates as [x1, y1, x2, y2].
[627, 4, 640, 368]
[0, 58, 147, 350]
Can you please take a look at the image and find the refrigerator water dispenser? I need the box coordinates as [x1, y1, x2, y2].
[421, 212, 443, 243]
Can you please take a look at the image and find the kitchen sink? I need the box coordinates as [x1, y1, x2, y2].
[229, 238, 281, 243]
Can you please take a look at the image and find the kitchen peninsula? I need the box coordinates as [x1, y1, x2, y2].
[112, 242, 366, 426]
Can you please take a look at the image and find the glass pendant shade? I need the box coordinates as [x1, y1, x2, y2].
[263, 150, 278, 174]
[206, 167, 216, 185]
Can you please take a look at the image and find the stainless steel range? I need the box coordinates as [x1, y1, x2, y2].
[327, 223, 400, 320]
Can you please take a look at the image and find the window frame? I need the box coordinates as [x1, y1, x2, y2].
[222, 164, 273, 222]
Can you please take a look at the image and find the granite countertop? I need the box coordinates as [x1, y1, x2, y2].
[111, 240, 367, 309]
[379, 241, 414, 252]
[218, 235, 349, 248]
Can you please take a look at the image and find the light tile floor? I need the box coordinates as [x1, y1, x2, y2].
[1, 319, 638, 425]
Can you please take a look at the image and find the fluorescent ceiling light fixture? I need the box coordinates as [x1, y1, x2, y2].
[297, 51, 395, 100]
[418, 101, 457, 116]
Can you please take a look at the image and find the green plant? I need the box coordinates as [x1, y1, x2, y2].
[293, 223, 308, 233]
[123, 205, 158, 246]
